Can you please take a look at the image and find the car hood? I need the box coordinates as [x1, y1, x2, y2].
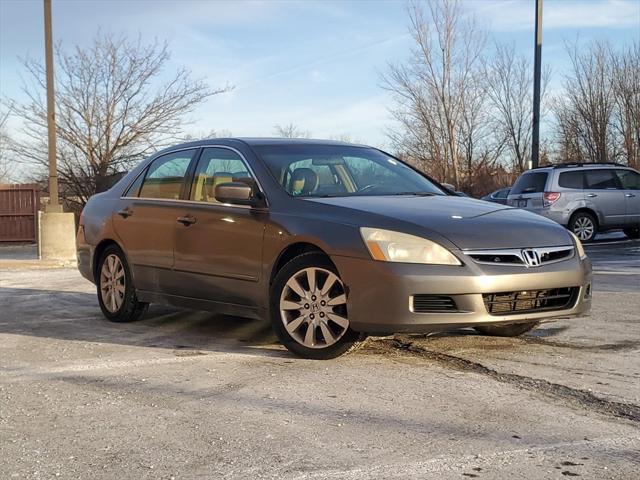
[306, 195, 572, 250]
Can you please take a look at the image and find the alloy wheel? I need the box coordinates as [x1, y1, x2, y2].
[100, 253, 126, 313]
[279, 267, 349, 349]
[573, 216, 594, 241]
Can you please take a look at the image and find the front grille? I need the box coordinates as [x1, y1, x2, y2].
[465, 246, 574, 267]
[412, 295, 458, 313]
[483, 287, 579, 315]
[468, 253, 523, 265]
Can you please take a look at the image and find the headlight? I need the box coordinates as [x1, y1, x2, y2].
[568, 231, 587, 259]
[360, 227, 461, 265]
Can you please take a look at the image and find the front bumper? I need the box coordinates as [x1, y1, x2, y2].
[332, 253, 592, 334]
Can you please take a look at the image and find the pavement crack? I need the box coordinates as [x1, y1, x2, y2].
[384, 338, 640, 424]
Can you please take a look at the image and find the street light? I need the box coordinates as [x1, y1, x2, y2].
[531, 0, 543, 169]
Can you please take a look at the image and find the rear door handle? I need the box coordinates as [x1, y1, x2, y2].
[625, 193, 636, 198]
[587, 193, 598, 198]
[176, 215, 197, 226]
[117, 207, 133, 218]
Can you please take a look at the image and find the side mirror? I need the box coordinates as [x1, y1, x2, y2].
[214, 182, 263, 207]
[441, 182, 456, 195]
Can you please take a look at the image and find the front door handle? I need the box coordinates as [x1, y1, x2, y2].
[587, 193, 598, 198]
[625, 193, 636, 198]
[176, 215, 197, 226]
[117, 207, 133, 218]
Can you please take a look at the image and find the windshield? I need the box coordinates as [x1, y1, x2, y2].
[255, 145, 445, 197]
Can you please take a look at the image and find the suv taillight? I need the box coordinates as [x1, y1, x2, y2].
[543, 192, 561, 207]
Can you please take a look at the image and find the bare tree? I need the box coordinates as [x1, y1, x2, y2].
[0, 109, 11, 183]
[382, 0, 487, 187]
[553, 41, 617, 163]
[273, 123, 311, 138]
[6, 34, 230, 207]
[485, 43, 550, 173]
[611, 41, 640, 169]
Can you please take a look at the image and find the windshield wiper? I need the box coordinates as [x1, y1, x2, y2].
[385, 192, 438, 197]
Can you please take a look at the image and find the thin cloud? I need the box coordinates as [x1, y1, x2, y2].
[469, 0, 640, 31]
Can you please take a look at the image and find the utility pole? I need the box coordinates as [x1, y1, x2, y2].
[39, 0, 75, 263]
[43, 0, 61, 212]
[531, 0, 543, 169]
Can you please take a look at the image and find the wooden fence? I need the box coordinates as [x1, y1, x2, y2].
[0, 184, 40, 242]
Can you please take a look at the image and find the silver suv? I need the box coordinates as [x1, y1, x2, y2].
[507, 163, 640, 242]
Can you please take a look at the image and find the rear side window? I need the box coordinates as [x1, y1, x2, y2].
[124, 171, 145, 197]
[511, 172, 548, 194]
[615, 169, 640, 190]
[138, 150, 195, 199]
[494, 188, 510, 199]
[584, 169, 620, 190]
[558, 171, 584, 189]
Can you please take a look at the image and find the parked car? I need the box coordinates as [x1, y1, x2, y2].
[482, 187, 511, 205]
[77, 138, 592, 359]
[507, 163, 640, 242]
[441, 183, 470, 197]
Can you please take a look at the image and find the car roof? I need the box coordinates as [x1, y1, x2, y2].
[152, 137, 369, 156]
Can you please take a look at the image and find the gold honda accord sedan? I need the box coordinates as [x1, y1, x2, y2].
[77, 138, 592, 359]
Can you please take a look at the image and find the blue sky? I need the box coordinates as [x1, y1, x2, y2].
[1, 0, 639, 151]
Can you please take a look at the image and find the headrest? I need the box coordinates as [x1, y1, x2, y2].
[291, 168, 318, 195]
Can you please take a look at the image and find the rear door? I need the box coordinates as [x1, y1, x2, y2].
[507, 171, 548, 209]
[113, 149, 198, 292]
[583, 168, 627, 227]
[614, 169, 640, 225]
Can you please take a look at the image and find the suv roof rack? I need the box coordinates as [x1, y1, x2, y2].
[532, 162, 624, 169]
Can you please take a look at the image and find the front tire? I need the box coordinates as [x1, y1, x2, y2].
[623, 226, 640, 239]
[569, 211, 597, 243]
[270, 253, 364, 359]
[475, 321, 538, 337]
[97, 245, 148, 322]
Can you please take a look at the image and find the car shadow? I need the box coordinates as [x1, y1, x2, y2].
[0, 286, 290, 359]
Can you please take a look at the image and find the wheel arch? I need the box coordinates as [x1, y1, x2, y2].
[92, 239, 125, 282]
[570, 207, 600, 230]
[270, 242, 335, 286]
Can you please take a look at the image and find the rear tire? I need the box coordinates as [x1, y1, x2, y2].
[475, 321, 538, 337]
[569, 211, 597, 243]
[623, 226, 640, 239]
[269, 252, 365, 359]
[96, 245, 148, 323]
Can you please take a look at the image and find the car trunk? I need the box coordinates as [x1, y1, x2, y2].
[507, 171, 549, 209]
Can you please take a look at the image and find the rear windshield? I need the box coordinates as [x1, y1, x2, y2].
[511, 172, 548, 194]
[558, 171, 584, 189]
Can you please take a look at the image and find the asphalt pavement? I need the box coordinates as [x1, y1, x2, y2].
[0, 238, 638, 479]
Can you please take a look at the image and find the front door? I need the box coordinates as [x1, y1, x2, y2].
[583, 169, 627, 228]
[112, 149, 197, 292]
[171, 147, 267, 307]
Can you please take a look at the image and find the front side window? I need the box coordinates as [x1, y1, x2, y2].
[584, 169, 620, 190]
[190, 147, 255, 203]
[558, 171, 584, 189]
[255, 145, 445, 197]
[138, 150, 195, 199]
[511, 172, 548, 194]
[615, 169, 640, 190]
